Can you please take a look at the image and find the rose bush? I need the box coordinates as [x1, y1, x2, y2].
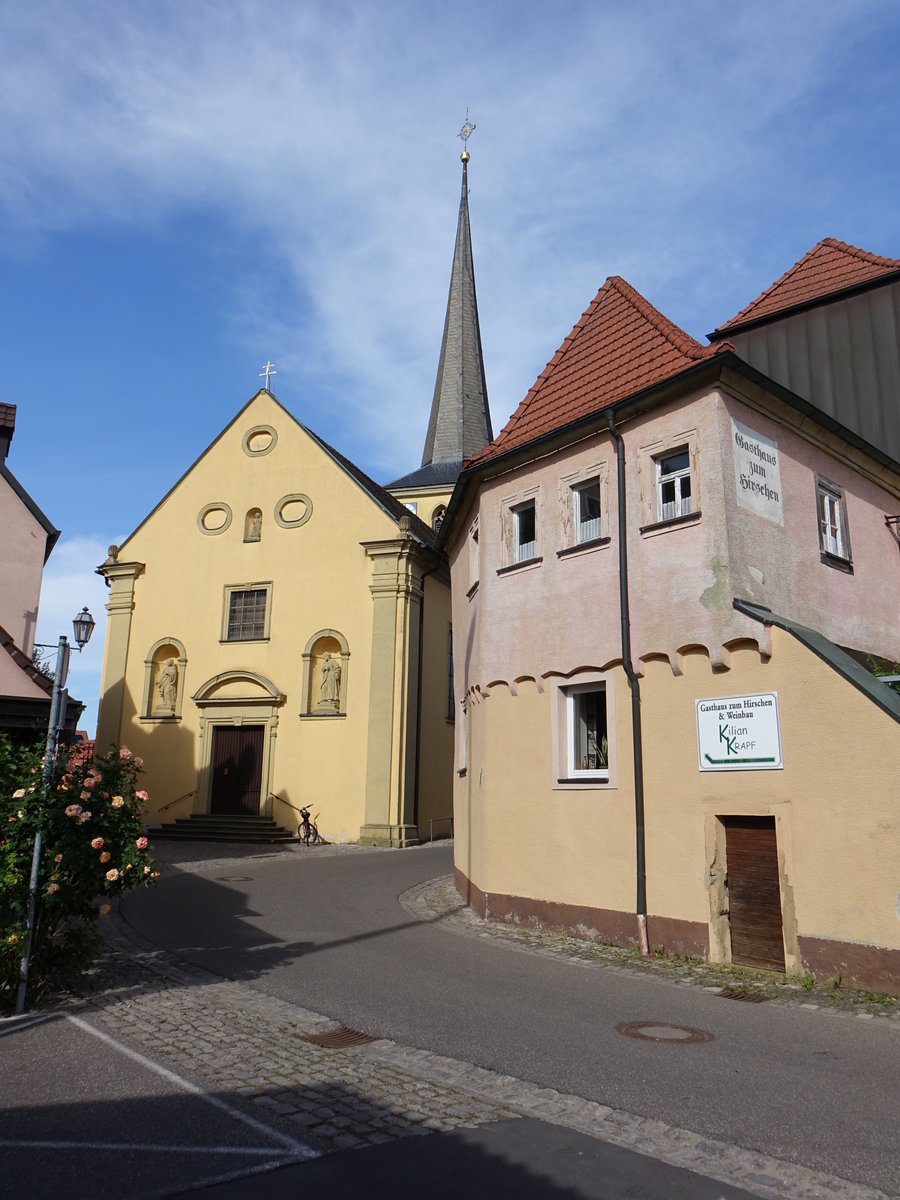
[0, 735, 158, 1008]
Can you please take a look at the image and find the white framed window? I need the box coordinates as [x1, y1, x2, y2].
[222, 582, 273, 642]
[656, 448, 692, 521]
[816, 476, 851, 563]
[574, 479, 602, 543]
[551, 672, 616, 788]
[405, 501, 418, 515]
[567, 685, 608, 778]
[514, 500, 537, 562]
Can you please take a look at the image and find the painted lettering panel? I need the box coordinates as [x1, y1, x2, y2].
[696, 692, 782, 771]
[732, 418, 783, 525]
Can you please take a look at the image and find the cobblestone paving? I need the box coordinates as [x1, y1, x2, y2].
[57, 842, 897, 1199]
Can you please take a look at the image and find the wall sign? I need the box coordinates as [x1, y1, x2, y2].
[732, 418, 783, 525]
[696, 692, 782, 771]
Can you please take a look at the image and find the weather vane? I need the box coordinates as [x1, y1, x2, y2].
[458, 109, 476, 159]
[259, 361, 276, 391]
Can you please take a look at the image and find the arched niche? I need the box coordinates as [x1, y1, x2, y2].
[244, 507, 263, 542]
[301, 629, 350, 716]
[431, 504, 447, 532]
[142, 638, 187, 720]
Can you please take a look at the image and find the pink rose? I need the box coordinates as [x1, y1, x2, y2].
[118, 748, 133, 761]
[135, 790, 149, 803]
[64, 804, 82, 818]
[76, 811, 91, 824]
[91, 837, 104, 850]
[135, 836, 148, 850]
[12, 788, 25, 799]
[106, 868, 119, 882]
[100, 851, 111, 864]
[47, 882, 59, 894]
[111, 796, 124, 809]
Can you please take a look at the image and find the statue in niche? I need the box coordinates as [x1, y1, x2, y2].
[155, 659, 178, 711]
[245, 510, 262, 542]
[317, 652, 341, 709]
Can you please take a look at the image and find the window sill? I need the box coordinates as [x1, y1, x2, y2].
[820, 550, 853, 574]
[497, 556, 543, 576]
[299, 711, 346, 719]
[639, 510, 701, 535]
[220, 637, 270, 644]
[466, 580, 480, 599]
[557, 536, 611, 558]
[554, 775, 611, 790]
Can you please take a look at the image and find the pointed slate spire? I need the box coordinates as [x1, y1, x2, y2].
[420, 150, 493, 469]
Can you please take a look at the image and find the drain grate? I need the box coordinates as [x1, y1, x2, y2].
[300, 1026, 378, 1049]
[617, 1022, 713, 1045]
[719, 989, 768, 1003]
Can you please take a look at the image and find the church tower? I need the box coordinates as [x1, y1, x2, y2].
[387, 129, 493, 530]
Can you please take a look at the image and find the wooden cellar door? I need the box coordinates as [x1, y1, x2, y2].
[210, 725, 265, 816]
[724, 816, 785, 972]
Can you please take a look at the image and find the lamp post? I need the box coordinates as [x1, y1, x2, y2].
[15, 607, 96, 1014]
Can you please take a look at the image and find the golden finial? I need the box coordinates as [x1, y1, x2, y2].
[458, 108, 475, 162]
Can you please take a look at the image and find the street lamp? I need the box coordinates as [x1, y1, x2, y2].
[15, 607, 96, 1014]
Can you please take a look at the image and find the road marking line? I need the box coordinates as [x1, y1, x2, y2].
[64, 1014, 316, 1158]
[0, 1140, 284, 1156]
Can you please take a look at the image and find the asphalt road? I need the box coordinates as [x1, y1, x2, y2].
[122, 842, 900, 1193]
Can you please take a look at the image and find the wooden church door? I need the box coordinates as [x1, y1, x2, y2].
[210, 725, 264, 815]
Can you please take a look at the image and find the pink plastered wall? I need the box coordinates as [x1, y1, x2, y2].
[450, 385, 900, 699]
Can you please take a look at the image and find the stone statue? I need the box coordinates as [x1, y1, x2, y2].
[248, 511, 262, 540]
[155, 659, 178, 709]
[319, 652, 341, 707]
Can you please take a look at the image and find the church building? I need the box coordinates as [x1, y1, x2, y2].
[94, 147, 493, 846]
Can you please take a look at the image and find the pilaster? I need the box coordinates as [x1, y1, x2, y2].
[95, 557, 144, 751]
[360, 532, 429, 846]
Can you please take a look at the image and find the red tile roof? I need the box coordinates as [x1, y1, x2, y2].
[714, 238, 900, 335]
[466, 277, 729, 467]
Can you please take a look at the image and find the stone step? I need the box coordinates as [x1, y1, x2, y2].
[150, 814, 298, 843]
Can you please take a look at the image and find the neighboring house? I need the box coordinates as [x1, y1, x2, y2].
[0, 404, 83, 744]
[440, 250, 900, 991]
[94, 151, 493, 846]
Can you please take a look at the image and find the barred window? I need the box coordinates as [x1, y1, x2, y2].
[227, 589, 267, 641]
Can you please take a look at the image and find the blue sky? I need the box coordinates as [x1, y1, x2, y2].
[2, 0, 898, 731]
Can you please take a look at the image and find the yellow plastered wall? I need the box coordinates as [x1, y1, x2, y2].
[458, 673, 637, 914]
[455, 631, 899, 955]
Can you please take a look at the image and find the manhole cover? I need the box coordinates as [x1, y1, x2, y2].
[300, 1026, 378, 1049]
[617, 1022, 713, 1045]
[216, 876, 253, 882]
[719, 989, 768, 1003]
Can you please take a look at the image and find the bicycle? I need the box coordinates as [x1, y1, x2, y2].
[297, 807, 322, 846]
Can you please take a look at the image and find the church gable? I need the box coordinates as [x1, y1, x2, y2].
[116, 389, 410, 564]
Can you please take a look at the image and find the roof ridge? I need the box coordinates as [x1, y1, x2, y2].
[715, 237, 900, 334]
[606, 276, 714, 362]
[821, 236, 900, 269]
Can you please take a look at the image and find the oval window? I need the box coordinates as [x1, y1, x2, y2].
[274, 493, 313, 529]
[242, 425, 278, 457]
[198, 503, 233, 535]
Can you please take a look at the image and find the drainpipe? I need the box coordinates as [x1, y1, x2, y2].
[605, 410, 649, 956]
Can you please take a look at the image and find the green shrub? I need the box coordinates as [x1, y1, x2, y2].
[0, 736, 158, 1008]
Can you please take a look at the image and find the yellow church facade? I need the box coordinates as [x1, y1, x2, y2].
[95, 389, 454, 845]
